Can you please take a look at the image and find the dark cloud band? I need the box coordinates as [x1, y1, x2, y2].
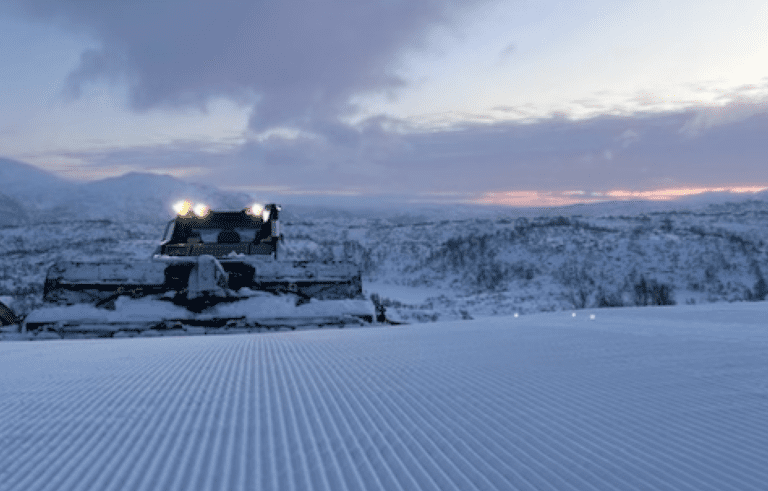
[9, 0, 488, 131]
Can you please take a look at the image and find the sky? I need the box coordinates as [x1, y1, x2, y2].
[0, 0, 767, 207]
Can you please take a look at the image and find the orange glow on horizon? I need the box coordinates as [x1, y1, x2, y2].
[605, 186, 768, 201]
[473, 191, 603, 207]
[473, 186, 768, 207]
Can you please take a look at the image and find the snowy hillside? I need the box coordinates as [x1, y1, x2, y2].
[280, 201, 768, 321]
[1, 196, 768, 320]
[1, 302, 767, 491]
[2, 157, 768, 320]
[0, 194, 29, 226]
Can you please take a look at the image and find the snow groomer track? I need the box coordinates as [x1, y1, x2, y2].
[2, 303, 768, 491]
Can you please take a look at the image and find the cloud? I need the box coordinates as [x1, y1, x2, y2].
[63, 48, 128, 100]
[617, 129, 640, 148]
[679, 97, 768, 137]
[9, 0, 491, 132]
[56, 108, 768, 196]
[498, 42, 516, 61]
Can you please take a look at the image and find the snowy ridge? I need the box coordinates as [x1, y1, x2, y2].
[2, 303, 767, 490]
[0, 158, 77, 210]
[0, 158, 253, 223]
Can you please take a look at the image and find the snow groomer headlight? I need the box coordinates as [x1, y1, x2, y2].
[173, 200, 193, 216]
[193, 203, 210, 217]
[248, 202, 263, 216]
[247, 202, 271, 221]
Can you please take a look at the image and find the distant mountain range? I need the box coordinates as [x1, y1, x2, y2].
[1, 156, 767, 224]
[0, 158, 253, 223]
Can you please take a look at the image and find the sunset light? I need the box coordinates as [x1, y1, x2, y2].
[474, 186, 768, 207]
[1, 1, 766, 205]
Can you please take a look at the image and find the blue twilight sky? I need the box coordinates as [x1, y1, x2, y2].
[0, 0, 767, 206]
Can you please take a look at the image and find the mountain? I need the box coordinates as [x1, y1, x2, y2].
[2, 156, 767, 223]
[0, 158, 77, 210]
[59, 172, 254, 222]
[0, 158, 254, 223]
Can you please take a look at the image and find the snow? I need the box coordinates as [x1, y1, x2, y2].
[19, 294, 374, 330]
[2, 162, 768, 487]
[364, 281, 445, 304]
[2, 302, 768, 490]
[21, 296, 194, 325]
[3, 172, 768, 322]
[211, 295, 375, 321]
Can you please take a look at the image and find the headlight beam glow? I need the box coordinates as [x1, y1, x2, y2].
[193, 203, 210, 217]
[249, 203, 264, 217]
[173, 200, 192, 215]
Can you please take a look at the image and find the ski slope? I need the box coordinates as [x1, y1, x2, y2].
[1, 302, 767, 491]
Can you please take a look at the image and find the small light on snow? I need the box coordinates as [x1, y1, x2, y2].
[514, 313, 519, 318]
[572, 312, 576, 317]
[590, 314, 596, 320]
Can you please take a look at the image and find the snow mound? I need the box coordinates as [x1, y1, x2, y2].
[22, 297, 193, 324]
[209, 296, 374, 320]
[20, 294, 374, 330]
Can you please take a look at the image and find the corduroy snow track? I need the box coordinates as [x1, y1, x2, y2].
[2, 302, 768, 491]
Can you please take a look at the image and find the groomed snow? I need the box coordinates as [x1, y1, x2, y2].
[1, 302, 768, 491]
